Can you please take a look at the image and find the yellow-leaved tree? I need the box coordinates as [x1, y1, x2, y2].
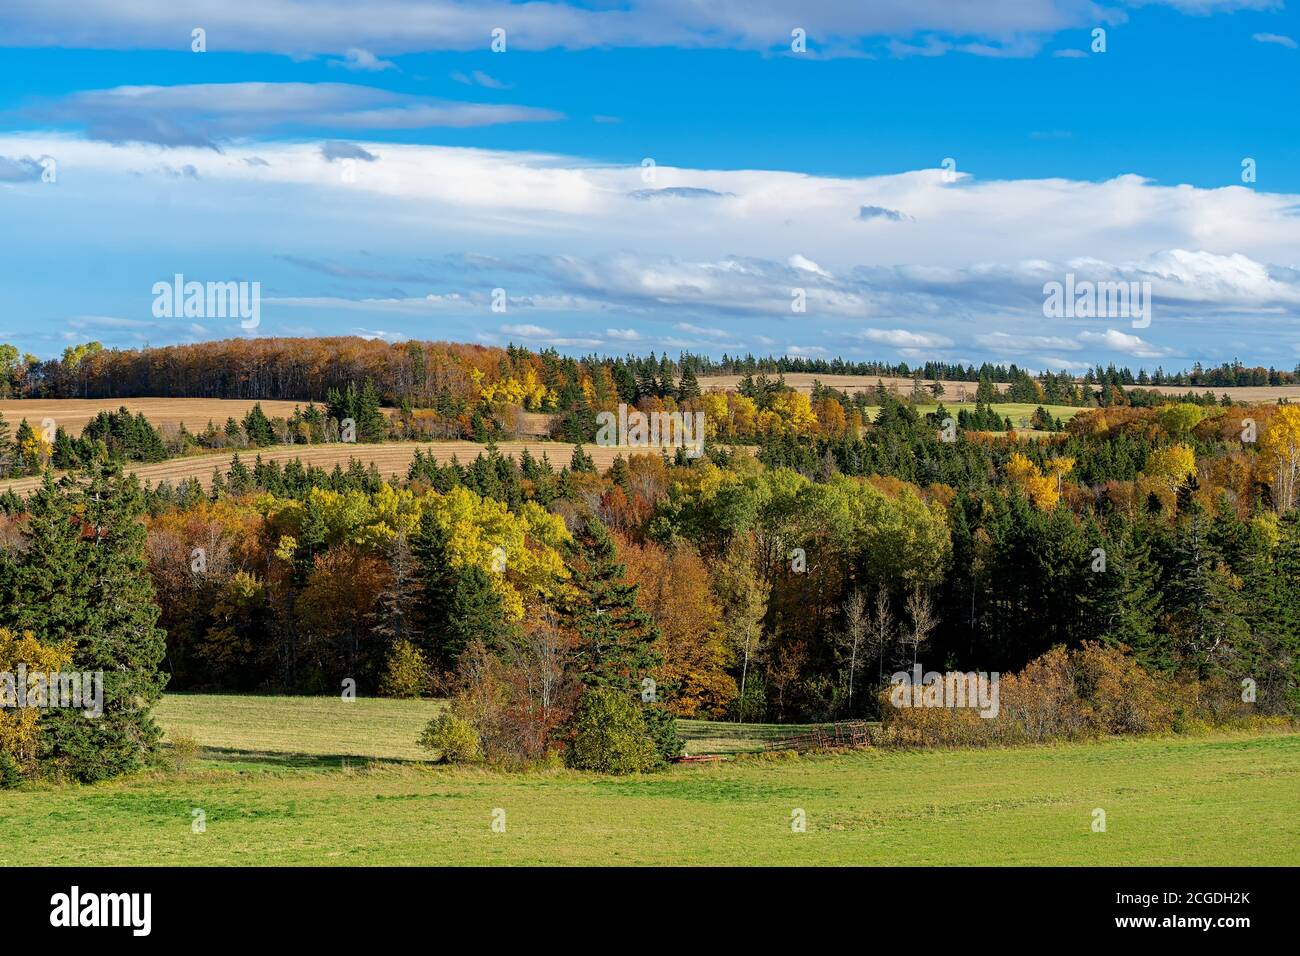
[0, 629, 74, 775]
[1259, 405, 1300, 513]
[1005, 453, 1061, 510]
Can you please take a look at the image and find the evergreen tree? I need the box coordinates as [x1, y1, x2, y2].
[569, 443, 595, 473]
[413, 511, 508, 666]
[561, 518, 660, 691]
[1164, 504, 1249, 676]
[5, 467, 168, 781]
[369, 532, 422, 652]
[357, 379, 388, 443]
[1240, 512, 1300, 712]
[635, 358, 659, 401]
[242, 402, 276, 446]
[1091, 521, 1164, 663]
[658, 354, 676, 398]
[0, 411, 11, 477]
[677, 364, 700, 401]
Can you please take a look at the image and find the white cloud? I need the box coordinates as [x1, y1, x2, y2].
[674, 323, 731, 339]
[1252, 32, 1297, 49]
[336, 48, 397, 71]
[1077, 329, 1170, 358]
[788, 254, 831, 276]
[499, 323, 553, 337]
[0, 1, 1141, 57]
[6, 132, 1300, 364]
[858, 328, 955, 348]
[452, 70, 511, 89]
[22, 82, 561, 148]
[977, 332, 1081, 353]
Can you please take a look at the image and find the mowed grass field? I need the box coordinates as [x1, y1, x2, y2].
[1, 694, 1296, 866]
[874, 402, 1085, 432]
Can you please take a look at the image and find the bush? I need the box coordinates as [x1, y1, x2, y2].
[566, 688, 658, 774]
[877, 643, 1209, 748]
[379, 639, 431, 699]
[0, 751, 22, 789]
[170, 732, 200, 771]
[419, 711, 483, 764]
[642, 702, 683, 762]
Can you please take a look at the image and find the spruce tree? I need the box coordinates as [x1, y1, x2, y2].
[1091, 521, 1164, 664]
[1165, 504, 1249, 676]
[1240, 512, 1300, 712]
[677, 364, 700, 401]
[0, 411, 11, 477]
[357, 379, 387, 443]
[7, 467, 168, 781]
[561, 518, 659, 690]
[413, 511, 508, 666]
[242, 402, 276, 446]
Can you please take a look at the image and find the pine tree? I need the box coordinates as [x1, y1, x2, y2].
[561, 518, 660, 691]
[635, 358, 659, 401]
[242, 402, 276, 446]
[413, 511, 508, 666]
[227, 453, 253, 496]
[1091, 521, 1164, 664]
[658, 355, 676, 398]
[370, 532, 422, 651]
[0, 411, 14, 478]
[1165, 504, 1249, 676]
[357, 379, 387, 443]
[7, 467, 168, 781]
[677, 363, 700, 401]
[569, 443, 595, 473]
[1240, 511, 1300, 712]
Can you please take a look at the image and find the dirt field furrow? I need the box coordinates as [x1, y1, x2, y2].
[0, 441, 630, 495]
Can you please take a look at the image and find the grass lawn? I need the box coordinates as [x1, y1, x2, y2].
[2, 694, 1297, 866]
[907, 402, 1082, 426]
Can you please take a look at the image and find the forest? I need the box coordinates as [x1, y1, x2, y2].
[2, 341, 1298, 778]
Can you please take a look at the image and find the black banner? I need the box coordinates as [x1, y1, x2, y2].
[4, 866, 1282, 941]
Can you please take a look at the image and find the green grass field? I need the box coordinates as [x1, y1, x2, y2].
[3, 694, 1297, 866]
[870, 402, 1084, 434]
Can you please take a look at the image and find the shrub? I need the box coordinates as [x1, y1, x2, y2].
[419, 711, 483, 764]
[566, 688, 658, 774]
[0, 751, 22, 789]
[642, 702, 683, 762]
[878, 643, 1206, 748]
[379, 639, 431, 699]
[170, 732, 200, 771]
[1072, 641, 1173, 735]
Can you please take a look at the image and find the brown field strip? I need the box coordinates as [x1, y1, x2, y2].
[698, 373, 1300, 403]
[698, 374, 1003, 397]
[0, 441, 631, 495]
[0, 397, 309, 434]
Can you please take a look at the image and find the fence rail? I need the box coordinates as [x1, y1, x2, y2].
[677, 719, 879, 755]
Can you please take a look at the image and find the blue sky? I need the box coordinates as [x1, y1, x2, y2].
[1, 0, 1298, 371]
